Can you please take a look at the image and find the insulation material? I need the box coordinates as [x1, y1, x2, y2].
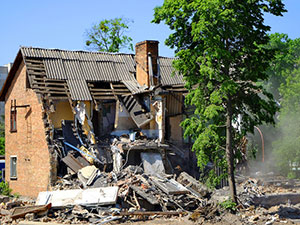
[79, 146, 96, 164]
[153, 100, 163, 143]
[111, 146, 122, 173]
[75, 101, 96, 144]
[75, 102, 86, 125]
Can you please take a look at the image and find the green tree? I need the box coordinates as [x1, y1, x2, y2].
[153, 0, 285, 202]
[272, 57, 300, 176]
[85, 18, 133, 53]
[0, 137, 4, 155]
[264, 33, 300, 101]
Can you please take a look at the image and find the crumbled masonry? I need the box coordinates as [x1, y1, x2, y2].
[3, 172, 300, 224]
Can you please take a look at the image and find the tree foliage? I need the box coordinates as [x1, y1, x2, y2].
[0, 137, 4, 155]
[269, 35, 300, 176]
[85, 18, 133, 53]
[153, 0, 285, 201]
[264, 33, 300, 101]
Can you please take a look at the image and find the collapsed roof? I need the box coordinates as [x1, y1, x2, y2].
[0, 46, 184, 101]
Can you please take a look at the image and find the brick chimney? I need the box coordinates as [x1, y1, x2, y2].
[135, 40, 159, 87]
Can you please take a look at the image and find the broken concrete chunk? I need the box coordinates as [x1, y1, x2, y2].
[24, 212, 35, 221]
[0, 208, 10, 216]
[150, 176, 189, 195]
[253, 193, 300, 208]
[77, 165, 98, 187]
[177, 172, 210, 197]
[36, 186, 119, 207]
[124, 165, 144, 174]
[0, 195, 10, 203]
[141, 152, 165, 175]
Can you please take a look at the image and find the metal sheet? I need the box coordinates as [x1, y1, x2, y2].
[122, 80, 146, 94]
[66, 79, 92, 101]
[159, 57, 184, 86]
[20, 47, 184, 101]
[36, 186, 119, 207]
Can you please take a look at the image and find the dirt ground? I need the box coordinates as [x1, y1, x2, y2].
[115, 215, 298, 225]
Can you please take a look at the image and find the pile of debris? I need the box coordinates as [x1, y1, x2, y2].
[4, 171, 300, 224]
[0, 169, 210, 224]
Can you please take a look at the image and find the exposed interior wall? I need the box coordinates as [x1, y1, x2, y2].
[49, 101, 73, 128]
[49, 101, 92, 129]
[169, 115, 183, 146]
[101, 102, 116, 134]
[4, 61, 50, 197]
[115, 103, 137, 130]
[166, 93, 184, 145]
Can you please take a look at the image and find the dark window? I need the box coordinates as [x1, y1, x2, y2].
[10, 108, 17, 132]
[10, 156, 17, 179]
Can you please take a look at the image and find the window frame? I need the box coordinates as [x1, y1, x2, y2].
[10, 108, 17, 132]
[10, 155, 17, 180]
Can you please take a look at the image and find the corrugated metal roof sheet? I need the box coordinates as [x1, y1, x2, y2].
[21, 47, 136, 82]
[66, 79, 92, 101]
[19, 47, 183, 100]
[159, 57, 184, 86]
[122, 80, 147, 94]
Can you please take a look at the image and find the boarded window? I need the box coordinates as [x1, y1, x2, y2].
[10, 108, 17, 132]
[10, 156, 17, 179]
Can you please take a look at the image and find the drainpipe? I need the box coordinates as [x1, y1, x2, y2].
[254, 126, 264, 163]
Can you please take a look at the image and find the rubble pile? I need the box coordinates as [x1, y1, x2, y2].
[3, 172, 300, 224]
[1, 117, 211, 224]
[0, 168, 209, 224]
[3, 105, 300, 224]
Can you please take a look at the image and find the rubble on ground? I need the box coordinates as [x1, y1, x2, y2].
[3, 114, 300, 224]
[3, 171, 300, 224]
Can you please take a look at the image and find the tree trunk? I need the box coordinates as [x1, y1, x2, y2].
[226, 97, 237, 203]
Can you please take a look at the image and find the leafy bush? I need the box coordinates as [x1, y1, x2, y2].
[0, 180, 12, 196]
[0, 171, 12, 196]
[287, 171, 297, 179]
[0, 137, 5, 155]
[220, 199, 237, 212]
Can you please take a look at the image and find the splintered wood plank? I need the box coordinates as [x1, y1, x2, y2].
[130, 186, 159, 205]
[61, 154, 85, 173]
[120, 95, 153, 128]
[119, 211, 188, 216]
[10, 204, 51, 219]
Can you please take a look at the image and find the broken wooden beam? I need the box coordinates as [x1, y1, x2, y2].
[118, 211, 188, 216]
[130, 186, 160, 205]
[10, 203, 51, 219]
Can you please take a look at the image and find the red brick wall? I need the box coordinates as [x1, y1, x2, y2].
[4, 61, 51, 197]
[135, 40, 159, 87]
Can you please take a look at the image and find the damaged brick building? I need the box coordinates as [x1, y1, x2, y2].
[0, 40, 191, 197]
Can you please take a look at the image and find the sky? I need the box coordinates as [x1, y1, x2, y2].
[0, 0, 299, 66]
